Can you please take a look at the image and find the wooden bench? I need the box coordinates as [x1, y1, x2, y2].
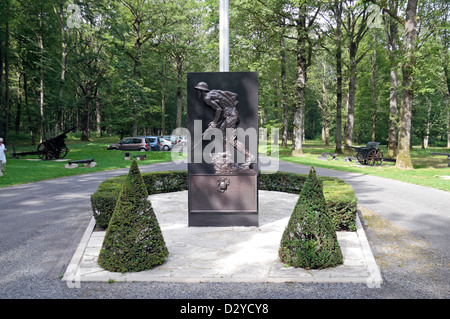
[430, 152, 450, 167]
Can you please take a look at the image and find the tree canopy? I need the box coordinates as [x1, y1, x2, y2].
[0, 0, 448, 169]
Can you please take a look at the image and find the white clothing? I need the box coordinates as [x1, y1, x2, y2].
[0, 143, 6, 163]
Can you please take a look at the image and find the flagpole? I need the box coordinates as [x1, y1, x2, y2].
[219, 0, 229, 72]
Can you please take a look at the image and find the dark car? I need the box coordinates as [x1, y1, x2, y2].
[107, 137, 151, 152]
[138, 136, 161, 151]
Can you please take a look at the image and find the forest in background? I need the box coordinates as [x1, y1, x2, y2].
[0, 0, 448, 170]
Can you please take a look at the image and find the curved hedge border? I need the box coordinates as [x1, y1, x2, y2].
[91, 170, 357, 231]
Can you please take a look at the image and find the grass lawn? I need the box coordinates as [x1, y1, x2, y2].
[261, 140, 450, 192]
[1, 135, 449, 192]
[0, 136, 179, 188]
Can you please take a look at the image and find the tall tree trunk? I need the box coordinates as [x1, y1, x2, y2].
[0, 39, 3, 137]
[280, 35, 289, 149]
[161, 75, 166, 135]
[175, 56, 183, 129]
[334, 0, 343, 154]
[81, 81, 91, 141]
[445, 65, 450, 148]
[343, 4, 369, 150]
[95, 87, 101, 137]
[292, 10, 308, 156]
[292, 53, 306, 156]
[344, 55, 357, 148]
[53, 0, 68, 135]
[38, 7, 45, 143]
[131, 56, 141, 137]
[319, 57, 330, 145]
[395, 0, 418, 169]
[442, 1, 450, 148]
[3, 6, 10, 141]
[422, 98, 431, 148]
[371, 33, 377, 142]
[15, 72, 22, 134]
[273, 78, 279, 120]
[385, 1, 399, 158]
[24, 73, 35, 145]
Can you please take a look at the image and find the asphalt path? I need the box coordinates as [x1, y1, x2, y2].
[269, 158, 450, 261]
[0, 155, 449, 301]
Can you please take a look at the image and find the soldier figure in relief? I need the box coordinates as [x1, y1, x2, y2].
[194, 82, 254, 172]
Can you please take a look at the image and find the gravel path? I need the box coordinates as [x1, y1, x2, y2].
[0, 158, 448, 300]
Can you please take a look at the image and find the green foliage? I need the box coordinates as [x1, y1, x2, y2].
[98, 161, 168, 273]
[142, 171, 188, 195]
[259, 171, 357, 231]
[1, 0, 449, 150]
[91, 170, 188, 229]
[278, 167, 343, 269]
[322, 180, 358, 231]
[0, 137, 176, 188]
[91, 170, 357, 231]
[258, 171, 307, 193]
[91, 175, 126, 229]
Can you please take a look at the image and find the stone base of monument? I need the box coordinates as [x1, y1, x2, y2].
[63, 190, 382, 287]
[188, 173, 258, 227]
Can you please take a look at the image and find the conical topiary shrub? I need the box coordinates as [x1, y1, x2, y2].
[98, 160, 168, 272]
[278, 166, 343, 269]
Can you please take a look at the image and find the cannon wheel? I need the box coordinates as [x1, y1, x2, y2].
[356, 152, 367, 165]
[54, 146, 69, 159]
[367, 149, 383, 166]
[37, 141, 56, 160]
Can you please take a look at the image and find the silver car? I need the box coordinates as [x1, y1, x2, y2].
[160, 138, 174, 151]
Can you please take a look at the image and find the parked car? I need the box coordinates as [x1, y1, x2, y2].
[107, 137, 151, 152]
[160, 138, 174, 151]
[176, 136, 187, 146]
[161, 135, 176, 143]
[138, 136, 160, 151]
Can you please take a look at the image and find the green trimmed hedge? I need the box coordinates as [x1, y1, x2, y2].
[91, 171, 188, 229]
[279, 167, 343, 269]
[91, 170, 357, 231]
[90, 175, 127, 229]
[259, 172, 357, 231]
[98, 161, 168, 273]
[142, 171, 188, 195]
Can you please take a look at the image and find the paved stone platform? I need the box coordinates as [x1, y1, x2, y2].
[63, 191, 382, 287]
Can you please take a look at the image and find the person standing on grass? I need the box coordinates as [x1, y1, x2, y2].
[0, 138, 6, 172]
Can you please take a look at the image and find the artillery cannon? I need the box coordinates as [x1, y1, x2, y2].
[344, 141, 383, 166]
[11, 127, 76, 161]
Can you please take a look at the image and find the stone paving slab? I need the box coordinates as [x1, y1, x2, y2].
[63, 191, 382, 287]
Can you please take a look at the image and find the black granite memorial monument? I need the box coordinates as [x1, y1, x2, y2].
[187, 72, 259, 226]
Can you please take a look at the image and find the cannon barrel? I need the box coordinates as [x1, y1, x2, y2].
[344, 145, 361, 150]
[52, 127, 76, 140]
[68, 158, 94, 165]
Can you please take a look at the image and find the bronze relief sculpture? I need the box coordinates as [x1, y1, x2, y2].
[194, 81, 255, 173]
